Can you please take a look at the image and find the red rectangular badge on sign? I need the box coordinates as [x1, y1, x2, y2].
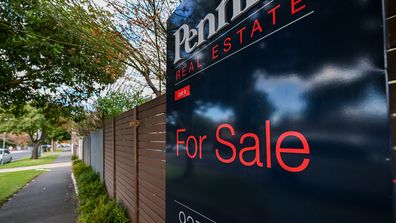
[175, 85, 190, 101]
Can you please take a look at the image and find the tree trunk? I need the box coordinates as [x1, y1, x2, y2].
[28, 130, 46, 160]
[51, 139, 56, 152]
[32, 143, 39, 159]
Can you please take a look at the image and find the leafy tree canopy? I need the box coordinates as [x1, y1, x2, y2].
[0, 0, 126, 117]
[0, 105, 71, 158]
[74, 91, 148, 136]
[97, 91, 148, 119]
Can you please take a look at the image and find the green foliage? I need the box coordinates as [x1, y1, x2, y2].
[73, 90, 149, 136]
[79, 195, 129, 223]
[0, 0, 125, 117]
[0, 140, 16, 148]
[72, 161, 129, 223]
[109, 204, 130, 223]
[0, 106, 49, 138]
[0, 106, 49, 158]
[0, 106, 69, 158]
[46, 125, 71, 142]
[72, 160, 89, 178]
[71, 155, 78, 161]
[97, 91, 148, 119]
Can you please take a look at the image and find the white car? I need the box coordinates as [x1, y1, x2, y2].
[0, 149, 12, 164]
[63, 145, 71, 151]
[58, 144, 71, 151]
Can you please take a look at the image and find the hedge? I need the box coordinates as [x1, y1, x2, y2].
[72, 160, 129, 223]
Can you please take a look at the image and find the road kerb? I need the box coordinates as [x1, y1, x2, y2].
[71, 172, 78, 196]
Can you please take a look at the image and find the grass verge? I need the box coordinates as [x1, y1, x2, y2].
[73, 160, 129, 223]
[0, 170, 44, 205]
[0, 153, 60, 170]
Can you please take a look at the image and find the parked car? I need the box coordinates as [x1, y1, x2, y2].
[63, 144, 71, 151]
[0, 149, 12, 164]
[58, 144, 71, 151]
[41, 144, 51, 152]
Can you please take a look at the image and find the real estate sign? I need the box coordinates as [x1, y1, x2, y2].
[166, 0, 393, 222]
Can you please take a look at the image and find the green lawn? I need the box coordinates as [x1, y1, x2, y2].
[0, 153, 60, 170]
[0, 170, 44, 204]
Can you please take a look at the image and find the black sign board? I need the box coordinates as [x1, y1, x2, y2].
[166, 0, 393, 222]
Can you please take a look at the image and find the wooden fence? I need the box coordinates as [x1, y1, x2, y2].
[103, 94, 166, 223]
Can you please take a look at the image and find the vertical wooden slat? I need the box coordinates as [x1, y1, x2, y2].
[112, 117, 116, 198]
[134, 108, 139, 223]
[104, 119, 114, 197]
[103, 122, 105, 181]
[113, 110, 136, 219]
[137, 95, 166, 223]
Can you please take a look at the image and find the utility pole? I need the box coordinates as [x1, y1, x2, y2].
[1, 132, 5, 165]
[1, 117, 7, 165]
[3, 118, 8, 149]
[2, 132, 5, 150]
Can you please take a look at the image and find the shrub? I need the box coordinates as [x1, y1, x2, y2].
[79, 195, 128, 223]
[71, 155, 79, 161]
[72, 161, 129, 223]
[72, 160, 89, 177]
[109, 203, 129, 223]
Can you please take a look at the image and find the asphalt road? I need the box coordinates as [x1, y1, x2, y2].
[10, 150, 32, 161]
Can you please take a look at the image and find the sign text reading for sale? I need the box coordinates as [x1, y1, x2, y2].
[176, 120, 311, 173]
[173, 0, 314, 85]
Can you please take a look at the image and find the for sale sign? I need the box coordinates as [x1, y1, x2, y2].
[166, 0, 393, 222]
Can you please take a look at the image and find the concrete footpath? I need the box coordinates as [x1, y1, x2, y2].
[0, 152, 77, 223]
[0, 162, 72, 173]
